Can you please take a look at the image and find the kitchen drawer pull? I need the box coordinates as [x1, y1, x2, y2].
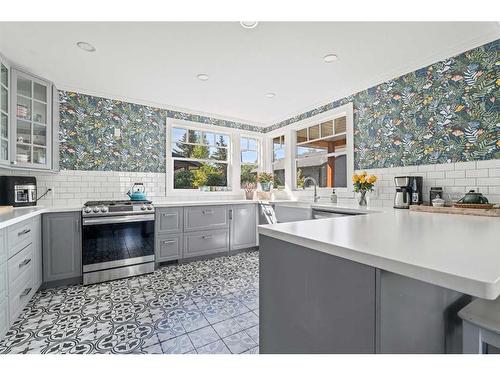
[21, 287, 32, 298]
[18, 229, 31, 236]
[162, 213, 177, 217]
[201, 235, 213, 240]
[162, 240, 176, 244]
[19, 258, 32, 268]
[202, 210, 214, 215]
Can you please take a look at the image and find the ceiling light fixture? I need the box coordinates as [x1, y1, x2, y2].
[323, 53, 338, 63]
[197, 73, 209, 81]
[265, 92, 276, 98]
[240, 21, 258, 29]
[76, 41, 96, 52]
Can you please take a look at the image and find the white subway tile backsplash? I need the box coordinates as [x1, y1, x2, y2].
[445, 170, 465, 179]
[427, 171, 445, 179]
[454, 161, 476, 170]
[417, 164, 436, 172]
[489, 169, 500, 177]
[477, 159, 500, 169]
[465, 169, 488, 178]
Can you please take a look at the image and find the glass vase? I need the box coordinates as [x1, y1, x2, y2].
[358, 190, 367, 206]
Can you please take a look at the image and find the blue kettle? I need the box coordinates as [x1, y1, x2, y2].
[127, 182, 147, 201]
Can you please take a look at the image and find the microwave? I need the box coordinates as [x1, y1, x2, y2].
[0, 176, 37, 207]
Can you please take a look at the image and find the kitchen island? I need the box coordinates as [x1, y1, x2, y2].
[258, 202, 500, 354]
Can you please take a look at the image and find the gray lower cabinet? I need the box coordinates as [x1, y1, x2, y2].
[230, 204, 257, 251]
[33, 216, 42, 289]
[42, 212, 82, 284]
[156, 234, 182, 262]
[184, 205, 228, 232]
[156, 207, 183, 234]
[183, 228, 229, 258]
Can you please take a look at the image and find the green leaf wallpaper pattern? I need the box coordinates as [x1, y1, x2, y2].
[266, 39, 500, 169]
[59, 40, 499, 172]
[59, 91, 167, 172]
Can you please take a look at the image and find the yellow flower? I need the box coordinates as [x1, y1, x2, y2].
[367, 175, 377, 184]
[352, 174, 359, 183]
[359, 175, 366, 184]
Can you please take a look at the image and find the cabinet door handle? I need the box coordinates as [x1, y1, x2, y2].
[21, 287, 32, 298]
[162, 240, 176, 244]
[202, 210, 214, 215]
[19, 258, 32, 268]
[229, 209, 233, 220]
[162, 213, 177, 217]
[75, 219, 80, 233]
[201, 235, 213, 240]
[18, 229, 31, 236]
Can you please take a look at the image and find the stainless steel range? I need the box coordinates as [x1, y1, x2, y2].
[81, 200, 155, 285]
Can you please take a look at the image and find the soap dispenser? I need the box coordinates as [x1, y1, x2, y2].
[330, 189, 338, 203]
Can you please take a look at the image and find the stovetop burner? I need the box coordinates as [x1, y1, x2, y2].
[82, 199, 154, 216]
[84, 200, 152, 206]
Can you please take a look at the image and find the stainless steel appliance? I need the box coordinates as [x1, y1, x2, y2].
[81, 200, 155, 285]
[394, 176, 423, 209]
[0, 176, 37, 207]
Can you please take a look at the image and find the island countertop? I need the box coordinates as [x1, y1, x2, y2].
[258, 202, 500, 300]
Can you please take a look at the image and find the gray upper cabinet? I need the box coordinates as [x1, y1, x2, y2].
[184, 205, 228, 232]
[156, 207, 183, 234]
[230, 204, 257, 251]
[11, 68, 53, 170]
[0, 55, 10, 166]
[42, 212, 82, 283]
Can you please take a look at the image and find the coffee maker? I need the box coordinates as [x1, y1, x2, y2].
[394, 176, 423, 209]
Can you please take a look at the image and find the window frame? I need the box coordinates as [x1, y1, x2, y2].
[240, 136, 260, 187]
[168, 119, 233, 193]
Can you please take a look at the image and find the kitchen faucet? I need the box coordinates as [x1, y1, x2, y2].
[303, 177, 319, 203]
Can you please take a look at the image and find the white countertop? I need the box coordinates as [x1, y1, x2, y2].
[259, 201, 500, 300]
[0, 199, 260, 229]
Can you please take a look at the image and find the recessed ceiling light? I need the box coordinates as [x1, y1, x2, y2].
[323, 53, 338, 63]
[197, 74, 209, 81]
[240, 21, 258, 29]
[265, 92, 276, 98]
[76, 41, 96, 52]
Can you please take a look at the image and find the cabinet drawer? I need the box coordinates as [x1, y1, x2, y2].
[156, 207, 183, 234]
[0, 261, 7, 298]
[0, 298, 8, 340]
[7, 219, 34, 258]
[0, 229, 6, 264]
[8, 242, 34, 289]
[9, 262, 35, 324]
[184, 205, 228, 232]
[156, 234, 182, 262]
[183, 229, 229, 258]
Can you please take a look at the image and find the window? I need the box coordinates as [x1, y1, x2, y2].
[295, 116, 347, 189]
[272, 135, 285, 188]
[240, 137, 259, 186]
[171, 127, 230, 190]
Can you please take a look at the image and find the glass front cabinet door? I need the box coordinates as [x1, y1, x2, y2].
[11, 69, 52, 169]
[0, 56, 9, 165]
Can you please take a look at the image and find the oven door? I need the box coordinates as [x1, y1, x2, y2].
[82, 214, 155, 273]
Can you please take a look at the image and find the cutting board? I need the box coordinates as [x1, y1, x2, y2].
[409, 204, 500, 217]
[0, 206, 13, 214]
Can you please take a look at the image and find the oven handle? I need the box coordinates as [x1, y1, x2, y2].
[82, 214, 155, 226]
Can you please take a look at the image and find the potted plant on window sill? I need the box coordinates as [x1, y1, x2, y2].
[258, 172, 274, 192]
[352, 172, 377, 206]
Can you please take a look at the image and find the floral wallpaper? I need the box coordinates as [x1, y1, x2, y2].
[266, 39, 500, 169]
[59, 91, 167, 172]
[59, 39, 499, 172]
[58, 92, 261, 171]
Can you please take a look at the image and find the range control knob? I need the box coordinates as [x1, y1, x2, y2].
[84, 206, 92, 213]
[101, 206, 109, 213]
[141, 204, 147, 211]
[146, 204, 153, 210]
[93, 206, 100, 213]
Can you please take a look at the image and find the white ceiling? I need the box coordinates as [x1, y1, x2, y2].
[0, 22, 498, 127]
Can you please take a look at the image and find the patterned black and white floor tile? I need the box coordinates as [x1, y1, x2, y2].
[0, 251, 259, 354]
